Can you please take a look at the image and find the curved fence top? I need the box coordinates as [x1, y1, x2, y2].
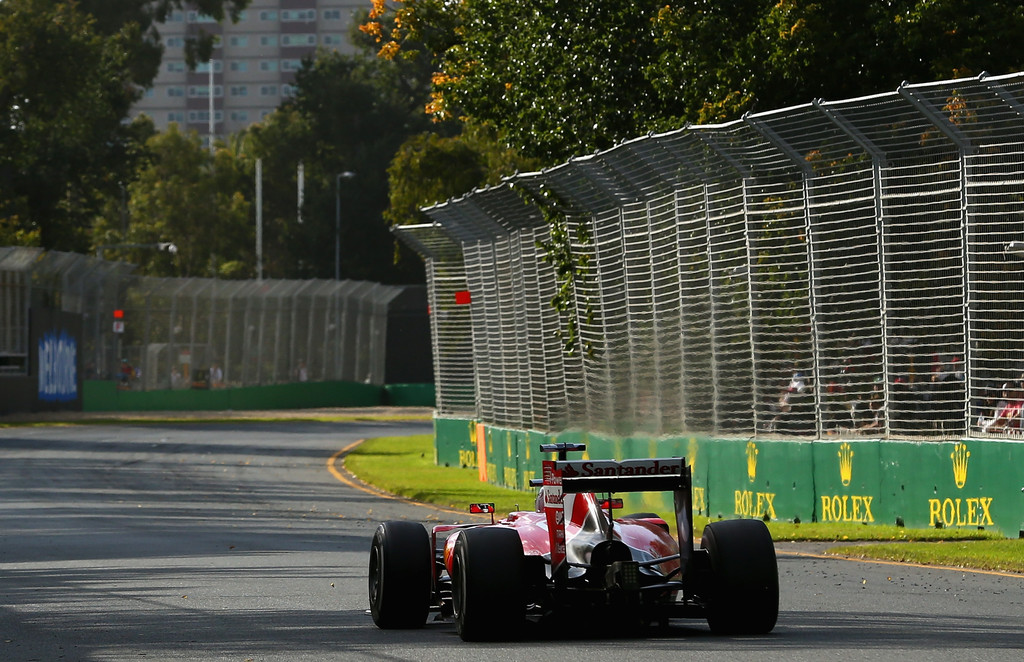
[403, 70, 1024, 441]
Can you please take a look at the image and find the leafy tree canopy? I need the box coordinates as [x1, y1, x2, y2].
[0, 0, 249, 253]
[93, 124, 252, 278]
[365, 0, 1024, 164]
[359, 2, 538, 224]
[0, 0, 142, 250]
[78, 0, 250, 85]
[649, 0, 1024, 123]
[241, 50, 435, 282]
[384, 122, 540, 227]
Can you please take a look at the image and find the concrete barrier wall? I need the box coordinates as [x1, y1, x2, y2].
[436, 417, 1024, 538]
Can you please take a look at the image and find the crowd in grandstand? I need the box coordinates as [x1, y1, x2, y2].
[759, 355, 1020, 437]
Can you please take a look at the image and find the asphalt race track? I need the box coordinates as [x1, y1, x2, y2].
[1, 420, 1022, 661]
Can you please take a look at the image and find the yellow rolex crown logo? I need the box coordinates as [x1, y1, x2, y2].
[951, 443, 970, 489]
[746, 441, 758, 483]
[838, 442, 854, 487]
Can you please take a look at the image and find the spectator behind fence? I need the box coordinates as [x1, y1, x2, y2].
[889, 376, 912, 432]
[210, 363, 224, 388]
[118, 359, 134, 390]
[170, 365, 185, 389]
[981, 382, 1023, 433]
[858, 378, 885, 432]
[928, 356, 963, 432]
[974, 382, 1007, 430]
[822, 374, 848, 434]
[768, 371, 815, 434]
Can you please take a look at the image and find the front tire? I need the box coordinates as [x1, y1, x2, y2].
[701, 519, 778, 635]
[452, 527, 524, 641]
[368, 521, 432, 628]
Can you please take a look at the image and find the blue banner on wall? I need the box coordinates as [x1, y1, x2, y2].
[29, 308, 83, 411]
[38, 328, 78, 402]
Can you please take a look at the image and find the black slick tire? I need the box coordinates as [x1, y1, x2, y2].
[451, 526, 525, 641]
[701, 518, 779, 635]
[368, 520, 432, 629]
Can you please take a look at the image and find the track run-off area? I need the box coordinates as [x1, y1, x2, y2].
[1, 418, 1022, 661]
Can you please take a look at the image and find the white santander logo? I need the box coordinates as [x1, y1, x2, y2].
[558, 458, 683, 477]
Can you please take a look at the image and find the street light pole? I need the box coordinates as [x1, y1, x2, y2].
[335, 171, 356, 280]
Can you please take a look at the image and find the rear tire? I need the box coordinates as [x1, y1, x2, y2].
[701, 519, 778, 635]
[452, 527, 525, 641]
[368, 521, 432, 629]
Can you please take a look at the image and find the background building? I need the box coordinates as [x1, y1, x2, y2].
[129, 1, 365, 142]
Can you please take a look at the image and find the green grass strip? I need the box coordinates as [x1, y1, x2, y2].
[826, 539, 1024, 573]
[345, 435, 535, 513]
[768, 521, 1001, 542]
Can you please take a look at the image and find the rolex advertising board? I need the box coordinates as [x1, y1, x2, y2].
[812, 441, 883, 524]
[880, 440, 1017, 531]
[441, 420, 1024, 537]
[703, 438, 816, 524]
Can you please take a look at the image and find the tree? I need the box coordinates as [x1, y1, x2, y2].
[384, 123, 539, 227]
[441, 0, 669, 163]
[0, 216, 41, 247]
[0, 0, 141, 250]
[94, 124, 252, 278]
[78, 0, 251, 86]
[358, 2, 537, 226]
[364, 0, 669, 164]
[238, 107, 317, 279]
[0, 0, 250, 253]
[367, 0, 1024, 164]
[243, 50, 435, 283]
[649, 0, 1024, 122]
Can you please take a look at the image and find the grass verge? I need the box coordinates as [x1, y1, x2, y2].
[346, 435, 1024, 573]
[768, 520, 1001, 542]
[344, 434, 536, 513]
[825, 540, 1024, 573]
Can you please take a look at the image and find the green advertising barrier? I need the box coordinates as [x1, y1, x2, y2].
[812, 440, 883, 525]
[84, 380, 229, 411]
[483, 426, 508, 488]
[880, 439, 1024, 533]
[433, 417, 477, 468]
[482, 427, 542, 491]
[437, 418, 1024, 537]
[382, 383, 436, 407]
[703, 438, 816, 524]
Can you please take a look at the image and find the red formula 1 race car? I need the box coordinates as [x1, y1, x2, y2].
[368, 443, 778, 641]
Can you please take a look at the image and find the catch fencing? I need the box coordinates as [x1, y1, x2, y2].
[0, 247, 404, 390]
[396, 71, 1024, 440]
[0, 248, 130, 379]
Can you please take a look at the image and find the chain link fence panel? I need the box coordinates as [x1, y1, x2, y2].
[397, 71, 1024, 441]
[0, 247, 406, 393]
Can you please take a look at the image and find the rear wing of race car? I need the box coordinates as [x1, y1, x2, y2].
[535, 443, 695, 577]
[557, 458, 690, 494]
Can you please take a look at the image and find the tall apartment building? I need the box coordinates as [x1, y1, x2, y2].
[130, 1, 365, 142]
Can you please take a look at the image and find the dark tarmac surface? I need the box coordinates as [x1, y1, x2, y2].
[0, 406, 434, 424]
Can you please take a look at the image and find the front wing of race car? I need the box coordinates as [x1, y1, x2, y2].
[368, 443, 778, 641]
